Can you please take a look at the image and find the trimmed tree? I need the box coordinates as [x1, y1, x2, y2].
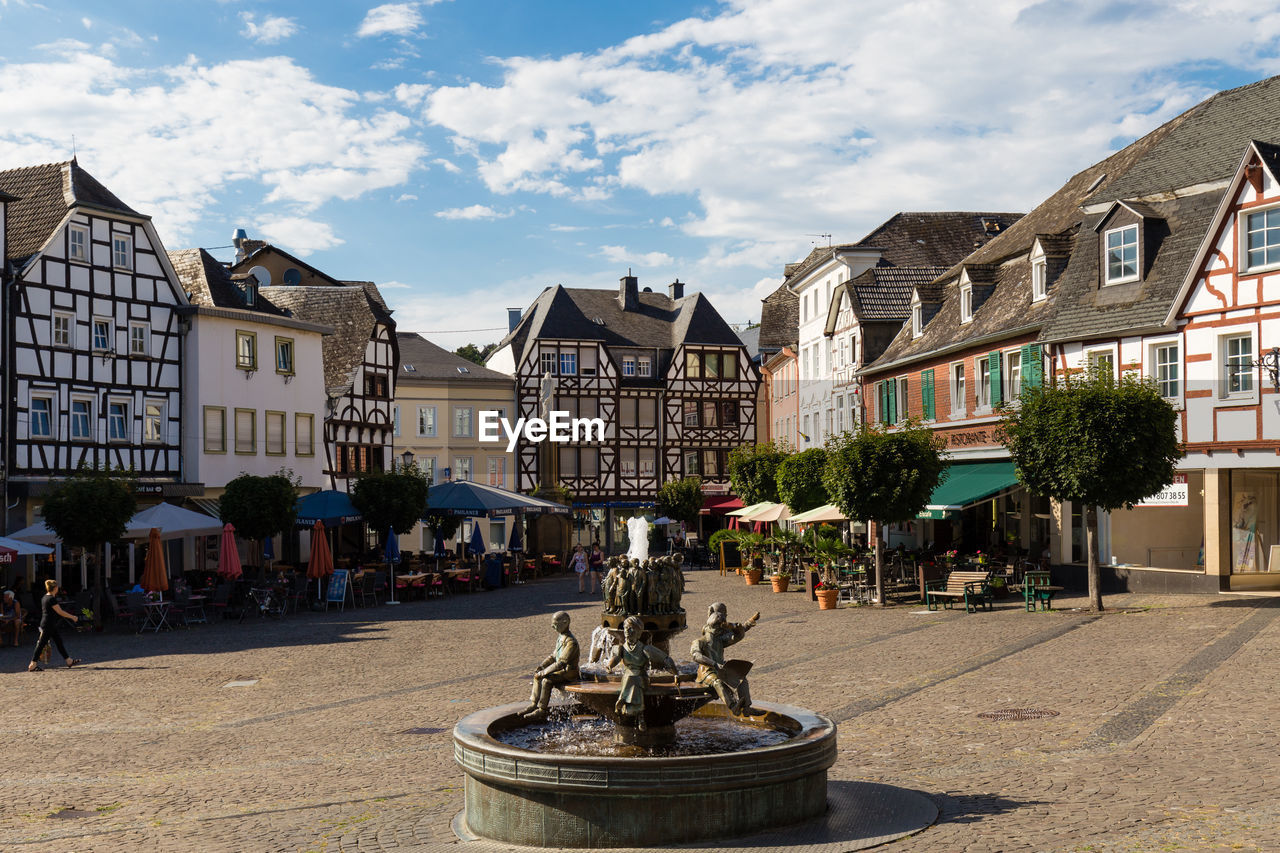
[351, 464, 430, 543]
[999, 373, 1180, 611]
[726, 442, 787, 505]
[775, 447, 830, 514]
[219, 471, 299, 579]
[823, 422, 948, 606]
[41, 465, 137, 626]
[656, 476, 704, 533]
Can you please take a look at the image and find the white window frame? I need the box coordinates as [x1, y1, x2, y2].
[453, 406, 474, 438]
[622, 357, 636, 377]
[52, 312, 73, 348]
[1087, 346, 1116, 381]
[1004, 348, 1023, 401]
[487, 457, 506, 488]
[911, 302, 922, 339]
[540, 351, 557, 375]
[111, 233, 132, 270]
[107, 399, 130, 442]
[68, 224, 89, 262]
[454, 455, 473, 482]
[1104, 224, 1139, 284]
[976, 357, 991, 412]
[1031, 256, 1048, 302]
[1148, 338, 1181, 403]
[92, 318, 112, 352]
[29, 395, 54, 438]
[960, 283, 974, 324]
[420, 456, 436, 486]
[950, 362, 966, 416]
[1242, 205, 1280, 273]
[143, 400, 165, 444]
[70, 397, 92, 442]
[559, 352, 578, 376]
[1221, 332, 1256, 402]
[638, 357, 651, 377]
[417, 405, 437, 437]
[129, 322, 149, 357]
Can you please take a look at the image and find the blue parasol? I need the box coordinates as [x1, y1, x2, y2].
[467, 524, 486, 557]
[433, 530, 449, 557]
[263, 536, 275, 561]
[507, 520, 523, 553]
[385, 526, 401, 605]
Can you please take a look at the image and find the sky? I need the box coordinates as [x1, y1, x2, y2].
[2, 1, 1280, 350]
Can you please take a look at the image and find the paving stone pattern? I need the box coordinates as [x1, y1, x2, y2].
[2, 575, 1279, 852]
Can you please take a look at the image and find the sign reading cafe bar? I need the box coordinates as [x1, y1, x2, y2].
[1135, 474, 1189, 508]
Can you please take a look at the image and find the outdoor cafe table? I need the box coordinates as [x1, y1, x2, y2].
[139, 600, 173, 633]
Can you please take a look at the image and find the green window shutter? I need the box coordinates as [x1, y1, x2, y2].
[922, 369, 935, 419]
[887, 378, 898, 424]
[988, 350, 1002, 406]
[877, 381, 887, 424]
[1022, 344, 1043, 390]
[899, 378, 908, 421]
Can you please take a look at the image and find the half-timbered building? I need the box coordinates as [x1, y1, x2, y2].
[486, 275, 758, 549]
[0, 161, 190, 532]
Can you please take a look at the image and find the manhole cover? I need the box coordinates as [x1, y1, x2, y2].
[223, 679, 258, 688]
[50, 809, 97, 819]
[400, 727, 446, 735]
[977, 708, 1060, 721]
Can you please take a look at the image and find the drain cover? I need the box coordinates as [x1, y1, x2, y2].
[50, 809, 97, 819]
[223, 679, 258, 688]
[400, 727, 447, 735]
[977, 708, 1060, 721]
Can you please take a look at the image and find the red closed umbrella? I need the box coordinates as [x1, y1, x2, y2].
[306, 520, 333, 601]
[140, 527, 170, 597]
[217, 523, 242, 581]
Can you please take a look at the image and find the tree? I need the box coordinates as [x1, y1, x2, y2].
[656, 476, 703, 528]
[775, 448, 830, 513]
[456, 343, 495, 365]
[823, 422, 948, 606]
[726, 442, 787, 505]
[351, 464, 430, 542]
[999, 372, 1180, 611]
[219, 471, 299, 579]
[41, 465, 136, 626]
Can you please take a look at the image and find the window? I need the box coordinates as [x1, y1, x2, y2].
[234, 408, 256, 454]
[143, 401, 164, 443]
[1244, 207, 1280, 271]
[1152, 343, 1180, 399]
[1223, 334, 1253, 397]
[1004, 350, 1022, 400]
[392, 405, 401, 438]
[702, 401, 718, 427]
[976, 357, 991, 410]
[68, 225, 89, 262]
[911, 303, 922, 338]
[639, 448, 656, 476]
[275, 337, 294, 374]
[295, 413, 314, 456]
[111, 234, 131, 269]
[265, 411, 285, 455]
[129, 322, 149, 357]
[236, 330, 257, 370]
[638, 357, 651, 377]
[421, 456, 436, 485]
[1032, 257, 1048, 302]
[559, 352, 577, 376]
[622, 358, 635, 377]
[108, 400, 129, 442]
[489, 519, 506, 552]
[951, 363, 966, 416]
[1104, 225, 1139, 283]
[686, 351, 702, 378]
[363, 374, 389, 398]
[683, 401, 699, 427]
[92, 319, 111, 352]
[921, 369, 935, 420]
[453, 407, 474, 438]
[487, 457, 506, 488]
[684, 450, 700, 475]
[70, 398, 92, 441]
[454, 456, 473, 482]
[29, 396, 52, 438]
[620, 448, 638, 477]
[960, 284, 973, 323]
[541, 351, 557, 375]
[204, 407, 226, 452]
[705, 352, 721, 379]
[802, 414, 810, 441]
[722, 401, 739, 426]
[1088, 349, 1115, 381]
[52, 312, 73, 348]
[896, 378, 909, 423]
[417, 405, 437, 437]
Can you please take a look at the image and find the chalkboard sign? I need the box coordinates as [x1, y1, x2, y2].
[326, 569, 349, 607]
[719, 541, 741, 572]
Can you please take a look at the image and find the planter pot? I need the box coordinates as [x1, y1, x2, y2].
[771, 576, 790, 593]
[816, 588, 839, 610]
[745, 569, 764, 585]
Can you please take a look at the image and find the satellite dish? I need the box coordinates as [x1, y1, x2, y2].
[247, 265, 271, 286]
[282, 268, 302, 286]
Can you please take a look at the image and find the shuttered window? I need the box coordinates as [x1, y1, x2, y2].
[266, 411, 285, 455]
[295, 413, 314, 456]
[1020, 344, 1043, 391]
[988, 350, 1003, 406]
[921, 369, 935, 420]
[235, 409, 256, 454]
[204, 407, 225, 452]
[886, 378, 898, 424]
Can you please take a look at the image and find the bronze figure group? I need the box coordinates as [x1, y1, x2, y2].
[602, 553, 686, 615]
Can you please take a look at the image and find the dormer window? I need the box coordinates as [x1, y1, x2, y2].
[960, 283, 974, 324]
[911, 302, 923, 339]
[1031, 256, 1047, 302]
[1243, 206, 1280, 272]
[1104, 224, 1139, 284]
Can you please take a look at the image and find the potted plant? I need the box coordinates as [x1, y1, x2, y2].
[814, 580, 839, 609]
[739, 532, 766, 584]
[770, 568, 791, 593]
[989, 575, 1008, 599]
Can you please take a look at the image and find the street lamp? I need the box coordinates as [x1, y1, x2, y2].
[401, 449, 415, 470]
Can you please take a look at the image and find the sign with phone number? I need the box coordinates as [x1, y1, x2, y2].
[1135, 474, 1189, 507]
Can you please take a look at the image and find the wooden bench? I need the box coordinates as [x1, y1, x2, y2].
[1011, 570, 1063, 611]
[925, 570, 994, 613]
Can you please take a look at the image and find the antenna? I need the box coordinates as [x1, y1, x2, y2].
[806, 233, 833, 247]
[71, 134, 77, 161]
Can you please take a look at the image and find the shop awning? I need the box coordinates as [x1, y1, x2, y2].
[919, 461, 1020, 518]
[701, 495, 744, 515]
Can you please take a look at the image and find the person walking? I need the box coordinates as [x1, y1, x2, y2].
[28, 580, 81, 672]
[587, 542, 605, 595]
[571, 544, 589, 593]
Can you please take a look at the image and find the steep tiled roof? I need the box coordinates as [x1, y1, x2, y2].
[759, 283, 799, 350]
[0, 160, 143, 263]
[168, 248, 290, 317]
[856, 212, 1023, 267]
[260, 286, 380, 397]
[396, 332, 511, 382]
[827, 266, 949, 334]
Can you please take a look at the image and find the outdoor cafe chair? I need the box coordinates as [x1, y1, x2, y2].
[358, 572, 379, 607]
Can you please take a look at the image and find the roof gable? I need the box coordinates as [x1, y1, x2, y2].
[396, 332, 511, 382]
[0, 160, 144, 262]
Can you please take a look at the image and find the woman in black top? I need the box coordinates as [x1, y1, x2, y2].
[588, 543, 605, 595]
[28, 579, 81, 672]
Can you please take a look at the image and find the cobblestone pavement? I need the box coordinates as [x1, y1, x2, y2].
[3, 572, 1279, 852]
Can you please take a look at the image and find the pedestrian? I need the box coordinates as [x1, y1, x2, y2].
[571, 544, 589, 593]
[587, 542, 604, 595]
[0, 590, 23, 646]
[28, 580, 81, 672]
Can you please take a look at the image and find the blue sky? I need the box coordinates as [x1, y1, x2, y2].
[2, 1, 1279, 348]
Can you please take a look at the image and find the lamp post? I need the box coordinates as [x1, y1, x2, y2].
[401, 449, 415, 470]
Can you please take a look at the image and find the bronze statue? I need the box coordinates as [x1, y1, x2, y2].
[623, 559, 645, 613]
[690, 603, 759, 716]
[607, 615, 677, 727]
[521, 610, 580, 720]
[603, 558, 623, 612]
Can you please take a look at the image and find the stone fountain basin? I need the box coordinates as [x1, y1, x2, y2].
[454, 699, 837, 848]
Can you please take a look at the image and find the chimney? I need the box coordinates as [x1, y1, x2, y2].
[507, 308, 522, 333]
[231, 228, 248, 263]
[619, 272, 639, 312]
[668, 279, 685, 300]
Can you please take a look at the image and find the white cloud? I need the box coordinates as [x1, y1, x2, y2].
[255, 216, 344, 255]
[35, 39, 92, 55]
[432, 157, 461, 173]
[395, 192, 418, 202]
[357, 3, 424, 38]
[240, 13, 299, 45]
[81, 17, 91, 29]
[435, 204, 513, 220]
[599, 245, 673, 267]
[379, 280, 413, 289]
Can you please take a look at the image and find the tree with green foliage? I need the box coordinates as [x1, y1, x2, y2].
[823, 422, 948, 605]
[351, 464, 430, 542]
[219, 471, 299, 579]
[775, 448, 830, 514]
[726, 442, 787, 505]
[424, 513, 461, 544]
[455, 343, 496, 365]
[999, 372, 1179, 611]
[41, 465, 137, 626]
[656, 476, 703, 528]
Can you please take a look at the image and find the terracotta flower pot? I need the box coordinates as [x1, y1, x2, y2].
[745, 568, 763, 585]
[771, 576, 789, 593]
[816, 588, 839, 610]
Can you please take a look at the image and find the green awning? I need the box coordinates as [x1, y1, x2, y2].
[918, 461, 1019, 518]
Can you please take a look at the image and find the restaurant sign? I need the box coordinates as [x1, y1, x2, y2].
[917, 509, 957, 520]
[1134, 474, 1189, 507]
